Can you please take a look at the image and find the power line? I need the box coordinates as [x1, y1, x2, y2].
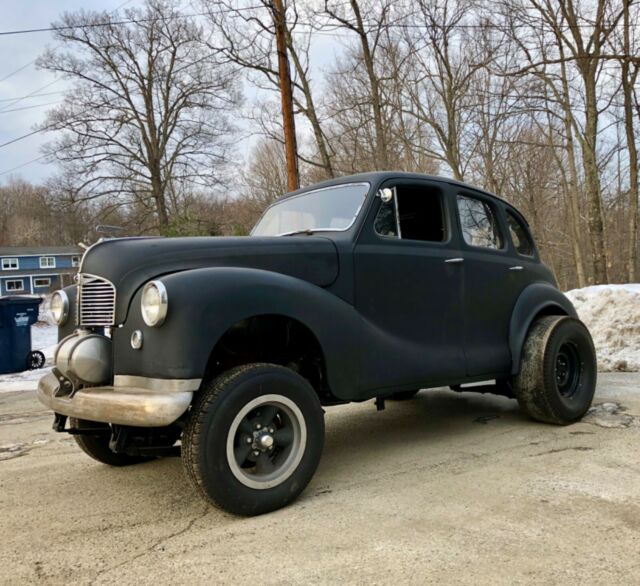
[0, 59, 36, 83]
[0, 100, 61, 114]
[0, 78, 60, 113]
[0, 90, 63, 103]
[0, 155, 46, 177]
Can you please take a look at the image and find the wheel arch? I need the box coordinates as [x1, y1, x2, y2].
[114, 267, 361, 402]
[509, 282, 578, 375]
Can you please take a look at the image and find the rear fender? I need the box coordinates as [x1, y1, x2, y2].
[509, 283, 577, 375]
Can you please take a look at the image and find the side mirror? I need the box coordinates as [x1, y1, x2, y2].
[379, 188, 393, 203]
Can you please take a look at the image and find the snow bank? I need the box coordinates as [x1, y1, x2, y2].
[565, 284, 640, 372]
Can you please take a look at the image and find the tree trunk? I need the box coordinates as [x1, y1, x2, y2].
[349, 0, 388, 169]
[622, 0, 639, 281]
[273, 0, 299, 192]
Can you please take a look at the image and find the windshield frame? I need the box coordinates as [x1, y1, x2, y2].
[250, 181, 371, 237]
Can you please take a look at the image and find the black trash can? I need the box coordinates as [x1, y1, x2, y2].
[0, 296, 44, 375]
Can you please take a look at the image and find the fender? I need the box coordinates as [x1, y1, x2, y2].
[113, 267, 362, 400]
[509, 282, 577, 374]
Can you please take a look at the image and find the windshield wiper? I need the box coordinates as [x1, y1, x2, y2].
[279, 229, 317, 237]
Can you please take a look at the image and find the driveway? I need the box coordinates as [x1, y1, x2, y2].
[1, 373, 639, 585]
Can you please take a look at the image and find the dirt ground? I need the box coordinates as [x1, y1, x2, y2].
[1, 373, 639, 585]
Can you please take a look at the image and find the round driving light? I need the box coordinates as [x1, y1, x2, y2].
[131, 330, 143, 350]
[140, 280, 168, 327]
[49, 290, 69, 326]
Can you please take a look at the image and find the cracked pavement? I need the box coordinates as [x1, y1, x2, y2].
[1, 372, 639, 585]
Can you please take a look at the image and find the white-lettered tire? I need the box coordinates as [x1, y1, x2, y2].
[182, 363, 325, 516]
[513, 316, 597, 425]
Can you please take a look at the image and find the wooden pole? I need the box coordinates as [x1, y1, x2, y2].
[272, 0, 299, 192]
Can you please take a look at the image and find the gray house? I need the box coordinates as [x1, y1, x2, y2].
[0, 246, 82, 296]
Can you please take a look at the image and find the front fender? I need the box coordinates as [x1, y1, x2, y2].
[509, 282, 577, 374]
[113, 267, 362, 399]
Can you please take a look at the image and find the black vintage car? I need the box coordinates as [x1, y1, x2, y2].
[39, 172, 596, 515]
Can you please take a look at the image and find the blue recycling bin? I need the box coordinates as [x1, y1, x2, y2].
[0, 296, 44, 375]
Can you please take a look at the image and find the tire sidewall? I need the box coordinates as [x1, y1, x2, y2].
[194, 366, 324, 516]
[542, 318, 597, 421]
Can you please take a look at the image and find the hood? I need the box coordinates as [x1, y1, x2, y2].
[80, 236, 339, 322]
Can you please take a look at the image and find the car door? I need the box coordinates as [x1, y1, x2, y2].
[455, 189, 523, 376]
[353, 178, 465, 394]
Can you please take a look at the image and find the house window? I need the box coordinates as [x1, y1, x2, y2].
[1, 258, 18, 270]
[40, 256, 56, 269]
[34, 278, 52, 288]
[6, 280, 24, 291]
[71, 256, 80, 267]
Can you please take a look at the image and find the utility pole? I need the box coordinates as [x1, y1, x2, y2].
[272, 0, 300, 192]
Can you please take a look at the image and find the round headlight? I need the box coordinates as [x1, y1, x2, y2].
[49, 290, 69, 326]
[141, 280, 168, 327]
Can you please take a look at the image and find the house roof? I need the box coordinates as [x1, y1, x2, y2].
[0, 246, 82, 256]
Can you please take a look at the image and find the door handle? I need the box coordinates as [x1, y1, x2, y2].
[509, 265, 524, 271]
[444, 257, 464, 264]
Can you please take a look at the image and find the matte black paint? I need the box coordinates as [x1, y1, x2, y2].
[69, 172, 577, 403]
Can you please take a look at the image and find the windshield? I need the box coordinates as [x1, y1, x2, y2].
[252, 182, 370, 236]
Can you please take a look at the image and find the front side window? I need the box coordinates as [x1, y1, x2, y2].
[1, 258, 18, 270]
[374, 185, 446, 242]
[40, 256, 56, 268]
[6, 280, 24, 291]
[457, 195, 503, 250]
[505, 210, 534, 257]
[252, 183, 369, 236]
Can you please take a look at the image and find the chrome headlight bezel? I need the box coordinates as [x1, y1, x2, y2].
[140, 280, 168, 327]
[49, 290, 69, 326]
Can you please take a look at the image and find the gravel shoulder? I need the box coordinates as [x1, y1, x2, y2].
[1, 373, 639, 585]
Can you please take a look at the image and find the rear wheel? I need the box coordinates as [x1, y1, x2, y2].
[182, 363, 324, 516]
[70, 418, 151, 466]
[513, 316, 597, 425]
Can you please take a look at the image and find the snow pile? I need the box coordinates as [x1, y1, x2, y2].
[565, 284, 640, 372]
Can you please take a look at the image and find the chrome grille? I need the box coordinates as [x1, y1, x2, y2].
[77, 274, 116, 326]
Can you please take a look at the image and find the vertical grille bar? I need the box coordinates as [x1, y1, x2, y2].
[78, 274, 116, 326]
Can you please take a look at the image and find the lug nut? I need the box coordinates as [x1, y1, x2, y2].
[246, 437, 252, 444]
[253, 451, 260, 457]
[255, 423, 262, 430]
[269, 427, 274, 433]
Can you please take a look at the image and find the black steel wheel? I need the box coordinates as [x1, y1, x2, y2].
[182, 363, 324, 516]
[26, 350, 45, 370]
[512, 316, 597, 425]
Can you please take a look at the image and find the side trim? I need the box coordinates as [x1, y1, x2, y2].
[114, 375, 202, 393]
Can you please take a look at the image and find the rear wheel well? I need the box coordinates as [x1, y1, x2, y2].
[202, 315, 334, 404]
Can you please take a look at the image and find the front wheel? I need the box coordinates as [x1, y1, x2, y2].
[512, 316, 597, 425]
[182, 363, 325, 516]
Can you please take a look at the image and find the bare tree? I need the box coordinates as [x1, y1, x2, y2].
[37, 0, 240, 233]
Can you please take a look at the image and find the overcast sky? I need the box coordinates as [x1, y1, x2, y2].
[0, 0, 141, 184]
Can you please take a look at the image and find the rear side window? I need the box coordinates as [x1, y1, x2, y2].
[457, 195, 503, 249]
[506, 210, 534, 256]
[374, 185, 446, 242]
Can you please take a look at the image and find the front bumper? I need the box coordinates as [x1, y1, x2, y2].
[37, 371, 197, 427]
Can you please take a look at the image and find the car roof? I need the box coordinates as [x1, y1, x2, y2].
[281, 171, 529, 225]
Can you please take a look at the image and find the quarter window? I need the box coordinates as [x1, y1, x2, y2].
[6, 280, 24, 291]
[457, 195, 503, 249]
[506, 210, 534, 257]
[374, 185, 446, 242]
[40, 256, 56, 269]
[1, 258, 18, 270]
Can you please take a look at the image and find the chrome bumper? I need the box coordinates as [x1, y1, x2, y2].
[37, 371, 198, 427]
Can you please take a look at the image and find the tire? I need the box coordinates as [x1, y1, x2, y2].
[389, 389, 420, 400]
[513, 316, 597, 425]
[69, 418, 151, 467]
[182, 363, 325, 516]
